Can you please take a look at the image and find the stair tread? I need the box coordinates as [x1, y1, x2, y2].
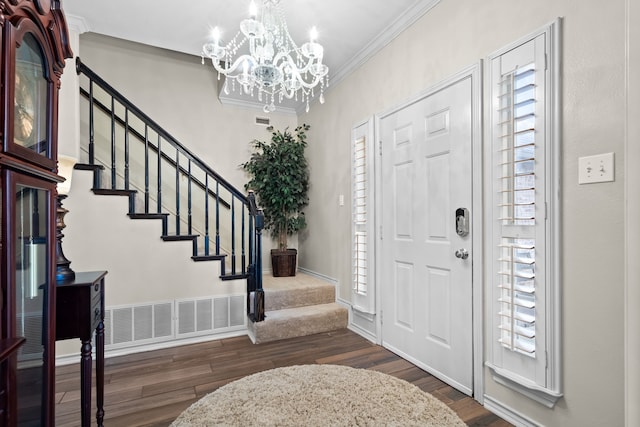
[74, 163, 104, 171]
[129, 213, 169, 219]
[264, 302, 346, 319]
[93, 189, 137, 195]
[248, 302, 348, 344]
[191, 254, 227, 261]
[262, 274, 334, 291]
[161, 234, 198, 240]
[262, 274, 336, 311]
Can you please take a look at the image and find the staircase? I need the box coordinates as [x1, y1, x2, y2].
[74, 57, 348, 345]
[248, 273, 348, 344]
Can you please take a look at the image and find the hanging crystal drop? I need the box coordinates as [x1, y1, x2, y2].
[263, 104, 270, 113]
[319, 92, 325, 104]
[305, 101, 310, 113]
[224, 82, 230, 95]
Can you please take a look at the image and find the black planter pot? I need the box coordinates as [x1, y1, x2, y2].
[271, 248, 297, 277]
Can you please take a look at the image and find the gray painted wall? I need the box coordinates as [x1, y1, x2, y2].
[55, 0, 638, 425]
[301, 1, 628, 426]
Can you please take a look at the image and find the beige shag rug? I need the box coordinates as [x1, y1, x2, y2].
[171, 364, 466, 426]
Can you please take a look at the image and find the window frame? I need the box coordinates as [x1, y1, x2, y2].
[485, 18, 563, 408]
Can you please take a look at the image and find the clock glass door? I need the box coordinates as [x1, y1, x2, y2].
[15, 183, 50, 426]
[13, 32, 49, 160]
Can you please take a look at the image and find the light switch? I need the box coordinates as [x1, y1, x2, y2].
[578, 152, 615, 184]
[339, 194, 344, 206]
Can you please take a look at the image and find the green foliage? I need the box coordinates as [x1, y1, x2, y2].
[242, 124, 310, 250]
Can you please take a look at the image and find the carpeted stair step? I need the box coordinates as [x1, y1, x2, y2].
[264, 277, 336, 311]
[248, 302, 348, 344]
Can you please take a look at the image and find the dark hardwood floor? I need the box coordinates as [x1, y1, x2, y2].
[55, 329, 512, 426]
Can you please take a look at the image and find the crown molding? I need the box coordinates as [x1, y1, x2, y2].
[328, 0, 441, 90]
[65, 14, 91, 34]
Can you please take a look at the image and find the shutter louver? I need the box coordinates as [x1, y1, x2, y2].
[496, 64, 537, 358]
[353, 137, 367, 295]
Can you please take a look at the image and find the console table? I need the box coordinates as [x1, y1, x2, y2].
[56, 271, 107, 427]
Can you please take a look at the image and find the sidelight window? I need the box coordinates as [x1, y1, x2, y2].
[486, 20, 562, 407]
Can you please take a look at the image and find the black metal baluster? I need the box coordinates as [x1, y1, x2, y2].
[144, 124, 149, 213]
[187, 159, 192, 236]
[215, 181, 220, 255]
[89, 80, 95, 164]
[231, 196, 236, 275]
[124, 108, 130, 191]
[157, 135, 162, 214]
[110, 97, 116, 189]
[204, 175, 210, 256]
[175, 149, 180, 235]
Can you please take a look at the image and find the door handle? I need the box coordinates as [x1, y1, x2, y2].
[455, 248, 469, 260]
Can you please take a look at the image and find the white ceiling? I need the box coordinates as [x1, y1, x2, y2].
[62, 0, 439, 112]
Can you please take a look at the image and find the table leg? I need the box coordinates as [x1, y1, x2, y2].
[96, 319, 104, 426]
[80, 340, 92, 427]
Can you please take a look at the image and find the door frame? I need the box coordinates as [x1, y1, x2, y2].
[373, 63, 484, 401]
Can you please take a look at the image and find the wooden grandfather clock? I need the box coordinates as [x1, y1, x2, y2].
[0, 1, 72, 425]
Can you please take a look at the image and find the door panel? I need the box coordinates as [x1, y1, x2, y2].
[380, 75, 473, 395]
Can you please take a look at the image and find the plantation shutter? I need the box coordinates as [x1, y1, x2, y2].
[496, 62, 538, 357]
[353, 136, 368, 296]
[490, 34, 548, 385]
[487, 21, 562, 406]
[351, 120, 375, 314]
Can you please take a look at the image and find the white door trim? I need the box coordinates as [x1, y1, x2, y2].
[373, 62, 483, 402]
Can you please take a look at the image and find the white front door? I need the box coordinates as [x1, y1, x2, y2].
[379, 74, 473, 395]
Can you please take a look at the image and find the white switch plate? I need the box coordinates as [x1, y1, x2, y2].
[578, 152, 615, 184]
[339, 194, 344, 206]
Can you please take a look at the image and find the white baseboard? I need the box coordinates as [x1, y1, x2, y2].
[347, 322, 377, 344]
[55, 329, 248, 366]
[297, 267, 339, 286]
[483, 395, 540, 427]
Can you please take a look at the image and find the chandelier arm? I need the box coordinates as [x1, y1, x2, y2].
[274, 54, 319, 78]
[211, 54, 258, 76]
[294, 73, 322, 89]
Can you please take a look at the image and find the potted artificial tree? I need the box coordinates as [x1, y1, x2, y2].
[242, 124, 310, 277]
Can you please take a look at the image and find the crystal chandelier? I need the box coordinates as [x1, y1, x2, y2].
[201, 0, 329, 113]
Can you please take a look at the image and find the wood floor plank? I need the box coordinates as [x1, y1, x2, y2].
[55, 329, 512, 427]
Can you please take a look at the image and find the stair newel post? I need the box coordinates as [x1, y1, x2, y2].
[241, 203, 246, 275]
[248, 197, 256, 280]
[246, 191, 264, 322]
[254, 208, 265, 322]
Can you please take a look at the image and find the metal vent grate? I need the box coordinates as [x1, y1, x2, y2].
[103, 295, 245, 351]
[255, 116, 270, 126]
